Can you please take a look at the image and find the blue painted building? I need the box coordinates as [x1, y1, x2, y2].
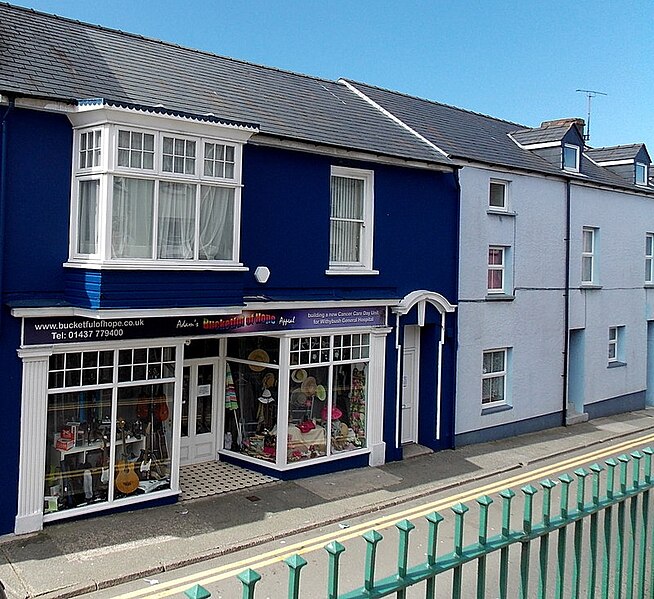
[0, 5, 459, 535]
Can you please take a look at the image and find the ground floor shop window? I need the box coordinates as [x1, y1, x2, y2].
[223, 333, 369, 466]
[44, 346, 175, 514]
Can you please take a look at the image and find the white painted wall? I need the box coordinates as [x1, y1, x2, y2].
[456, 166, 567, 436]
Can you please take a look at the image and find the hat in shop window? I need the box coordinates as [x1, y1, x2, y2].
[298, 419, 316, 433]
[262, 372, 276, 389]
[257, 388, 275, 404]
[247, 349, 270, 371]
[291, 369, 307, 383]
[300, 376, 317, 396]
[321, 405, 343, 421]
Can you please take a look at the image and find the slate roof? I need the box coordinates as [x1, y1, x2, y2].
[586, 144, 646, 163]
[345, 80, 652, 193]
[510, 124, 575, 146]
[0, 3, 451, 167]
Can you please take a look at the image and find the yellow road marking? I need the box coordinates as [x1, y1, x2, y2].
[114, 431, 654, 598]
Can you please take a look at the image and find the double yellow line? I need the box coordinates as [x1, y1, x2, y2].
[114, 430, 654, 598]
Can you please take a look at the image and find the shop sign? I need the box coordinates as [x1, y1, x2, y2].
[23, 306, 387, 346]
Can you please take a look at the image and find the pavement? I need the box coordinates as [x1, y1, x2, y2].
[2, 408, 654, 599]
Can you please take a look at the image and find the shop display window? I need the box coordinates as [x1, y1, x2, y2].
[288, 334, 368, 464]
[44, 346, 175, 515]
[222, 333, 369, 467]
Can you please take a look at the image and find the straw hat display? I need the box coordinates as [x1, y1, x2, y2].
[300, 376, 317, 396]
[247, 349, 270, 371]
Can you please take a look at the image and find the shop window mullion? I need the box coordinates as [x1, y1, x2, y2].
[276, 337, 290, 466]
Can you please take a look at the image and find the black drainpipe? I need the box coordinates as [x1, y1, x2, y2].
[562, 178, 571, 425]
[0, 96, 15, 330]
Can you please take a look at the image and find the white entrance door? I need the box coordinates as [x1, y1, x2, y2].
[180, 360, 218, 465]
[401, 325, 420, 444]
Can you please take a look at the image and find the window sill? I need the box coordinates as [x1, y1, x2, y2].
[481, 403, 513, 415]
[579, 284, 602, 290]
[645, 284, 654, 289]
[325, 268, 380, 276]
[485, 293, 515, 301]
[487, 209, 516, 217]
[64, 260, 249, 272]
[607, 361, 627, 369]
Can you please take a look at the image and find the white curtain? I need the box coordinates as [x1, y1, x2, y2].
[157, 182, 196, 259]
[330, 176, 363, 263]
[199, 186, 234, 260]
[77, 180, 99, 254]
[111, 177, 154, 258]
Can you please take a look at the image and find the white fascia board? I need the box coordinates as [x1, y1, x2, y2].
[68, 105, 257, 142]
[250, 135, 453, 172]
[590, 159, 634, 167]
[338, 79, 450, 159]
[244, 299, 399, 310]
[507, 133, 561, 151]
[7, 96, 76, 114]
[11, 306, 244, 319]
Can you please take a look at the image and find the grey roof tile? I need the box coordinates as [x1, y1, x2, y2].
[0, 3, 451, 166]
[586, 144, 645, 163]
[346, 80, 651, 193]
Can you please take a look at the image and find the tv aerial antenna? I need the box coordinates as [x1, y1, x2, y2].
[576, 89, 607, 143]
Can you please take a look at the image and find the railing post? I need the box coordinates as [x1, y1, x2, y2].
[602, 458, 618, 599]
[476, 495, 493, 599]
[519, 485, 537, 599]
[555, 473, 573, 599]
[498, 489, 516, 599]
[363, 530, 384, 593]
[451, 503, 469, 599]
[615, 454, 631, 599]
[538, 479, 557, 599]
[571, 468, 589, 599]
[395, 519, 415, 599]
[587, 463, 604, 598]
[325, 541, 345, 599]
[625, 452, 643, 599]
[425, 512, 444, 599]
[640, 448, 653, 599]
[285, 554, 307, 599]
[238, 569, 262, 599]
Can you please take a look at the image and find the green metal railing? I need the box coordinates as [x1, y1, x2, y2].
[186, 448, 654, 598]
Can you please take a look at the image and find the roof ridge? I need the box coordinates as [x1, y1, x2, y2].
[0, 2, 342, 88]
[342, 78, 528, 129]
[587, 143, 644, 151]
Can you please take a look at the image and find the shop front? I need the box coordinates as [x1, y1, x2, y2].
[13, 304, 390, 533]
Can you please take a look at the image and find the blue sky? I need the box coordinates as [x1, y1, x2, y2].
[11, 1, 654, 152]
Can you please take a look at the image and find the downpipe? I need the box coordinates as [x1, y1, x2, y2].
[0, 96, 15, 331]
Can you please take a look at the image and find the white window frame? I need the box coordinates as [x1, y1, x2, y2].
[489, 180, 508, 211]
[563, 144, 580, 172]
[482, 348, 508, 406]
[487, 246, 506, 294]
[608, 326, 625, 364]
[646, 233, 654, 284]
[581, 227, 597, 285]
[636, 162, 648, 186]
[67, 110, 250, 271]
[327, 166, 376, 275]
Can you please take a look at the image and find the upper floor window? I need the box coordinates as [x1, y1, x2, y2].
[636, 162, 648, 186]
[328, 166, 375, 273]
[489, 180, 508, 211]
[581, 227, 597, 284]
[79, 130, 102, 169]
[69, 115, 247, 269]
[563, 144, 580, 172]
[487, 246, 505, 293]
[646, 233, 654, 284]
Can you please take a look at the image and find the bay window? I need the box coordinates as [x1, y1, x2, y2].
[69, 110, 249, 269]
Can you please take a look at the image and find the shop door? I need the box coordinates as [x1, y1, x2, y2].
[401, 326, 420, 444]
[180, 361, 218, 465]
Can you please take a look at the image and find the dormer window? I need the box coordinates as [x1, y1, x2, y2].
[563, 144, 580, 171]
[636, 162, 648, 186]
